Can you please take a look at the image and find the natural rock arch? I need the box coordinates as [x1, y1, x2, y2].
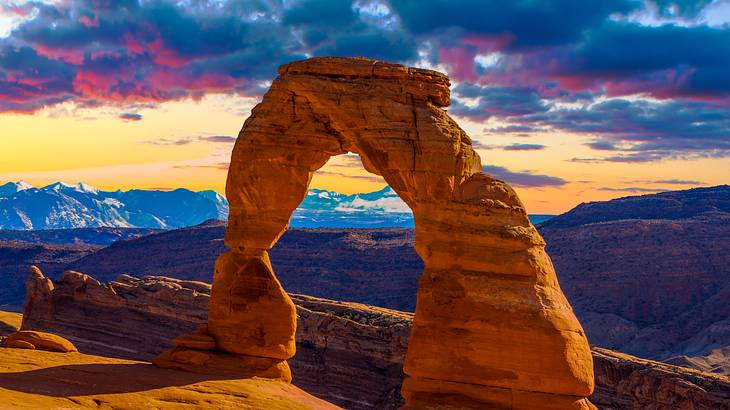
[157, 57, 595, 409]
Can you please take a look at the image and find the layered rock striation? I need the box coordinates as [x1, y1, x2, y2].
[164, 56, 594, 408]
[21, 271, 730, 410]
[22, 269, 409, 409]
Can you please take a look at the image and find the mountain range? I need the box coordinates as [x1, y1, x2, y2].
[0, 181, 227, 230]
[0, 182, 554, 229]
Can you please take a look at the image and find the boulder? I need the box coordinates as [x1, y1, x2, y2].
[2, 339, 36, 350]
[5, 330, 77, 353]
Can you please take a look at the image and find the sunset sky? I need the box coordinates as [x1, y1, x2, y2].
[1, 0, 729, 214]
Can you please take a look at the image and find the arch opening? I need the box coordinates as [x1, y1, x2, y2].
[270, 153, 420, 313]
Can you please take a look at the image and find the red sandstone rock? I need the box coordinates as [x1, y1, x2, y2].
[187, 56, 595, 408]
[5, 330, 77, 353]
[2, 339, 35, 349]
[153, 347, 292, 382]
[173, 325, 216, 350]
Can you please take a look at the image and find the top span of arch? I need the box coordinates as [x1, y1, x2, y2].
[277, 57, 452, 107]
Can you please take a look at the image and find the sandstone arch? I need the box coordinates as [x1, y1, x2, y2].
[156, 57, 595, 409]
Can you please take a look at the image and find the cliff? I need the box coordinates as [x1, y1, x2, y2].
[21, 271, 730, 409]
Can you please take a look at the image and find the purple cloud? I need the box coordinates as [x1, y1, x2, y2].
[483, 165, 568, 188]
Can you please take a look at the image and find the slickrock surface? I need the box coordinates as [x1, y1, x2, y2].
[0, 348, 340, 410]
[0, 311, 21, 336]
[24, 272, 730, 409]
[197, 56, 594, 409]
[22, 269, 409, 410]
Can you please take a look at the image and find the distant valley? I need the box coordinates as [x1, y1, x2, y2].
[1, 185, 728, 376]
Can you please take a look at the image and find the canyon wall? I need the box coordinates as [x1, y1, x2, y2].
[22, 271, 730, 410]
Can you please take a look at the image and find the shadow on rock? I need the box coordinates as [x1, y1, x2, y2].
[0, 362, 231, 396]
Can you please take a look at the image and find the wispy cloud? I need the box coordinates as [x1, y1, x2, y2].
[119, 113, 142, 121]
[173, 162, 230, 170]
[143, 136, 236, 146]
[482, 165, 568, 188]
[316, 170, 384, 183]
[597, 187, 668, 193]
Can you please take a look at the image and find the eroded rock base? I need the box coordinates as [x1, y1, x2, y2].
[154, 347, 291, 382]
[154, 324, 292, 382]
[402, 377, 597, 410]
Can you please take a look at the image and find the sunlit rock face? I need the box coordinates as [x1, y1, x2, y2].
[160, 57, 595, 409]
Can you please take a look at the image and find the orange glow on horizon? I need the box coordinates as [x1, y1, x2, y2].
[0, 95, 726, 215]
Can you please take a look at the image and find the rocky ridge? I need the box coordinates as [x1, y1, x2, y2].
[0, 241, 96, 310]
[21, 270, 730, 410]
[540, 185, 730, 373]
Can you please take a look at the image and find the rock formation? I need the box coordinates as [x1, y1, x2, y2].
[20, 271, 730, 410]
[66, 222, 422, 312]
[0, 240, 95, 310]
[140, 57, 597, 407]
[22, 269, 408, 409]
[1, 330, 77, 353]
[592, 347, 730, 409]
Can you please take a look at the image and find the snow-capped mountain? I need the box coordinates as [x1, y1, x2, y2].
[0, 182, 229, 230]
[0, 182, 552, 230]
[292, 186, 414, 228]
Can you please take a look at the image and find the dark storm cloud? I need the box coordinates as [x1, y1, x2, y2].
[0, 45, 75, 112]
[482, 165, 568, 188]
[0, 0, 302, 111]
[517, 98, 730, 161]
[554, 22, 730, 98]
[451, 84, 550, 120]
[283, 0, 358, 27]
[0, 0, 729, 166]
[652, 0, 714, 17]
[389, 0, 638, 49]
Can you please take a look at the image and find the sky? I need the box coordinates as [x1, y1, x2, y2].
[0, 0, 729, 214]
